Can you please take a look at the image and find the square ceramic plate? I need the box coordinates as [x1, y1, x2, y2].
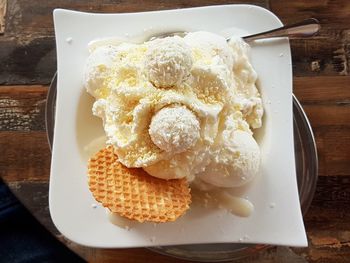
[51, 5, 307, 248]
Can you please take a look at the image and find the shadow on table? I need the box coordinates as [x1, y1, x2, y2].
[0, 178, 85, 263]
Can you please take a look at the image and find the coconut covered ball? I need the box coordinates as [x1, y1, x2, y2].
[149, 105, 200, 154]
[144, 36, 193, 88]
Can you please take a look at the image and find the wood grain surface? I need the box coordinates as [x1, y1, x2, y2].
[0, 0, 6, 34]
[1, 0, 350, 262]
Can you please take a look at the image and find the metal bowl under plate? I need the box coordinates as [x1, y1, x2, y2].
[46, 74, 318, 262]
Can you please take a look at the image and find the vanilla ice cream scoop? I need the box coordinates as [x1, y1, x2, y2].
[144, 36, 193, 88]
[149, 105, 200, 154]
[184, 31, 234, 69]
[197, 130, 260, 187]
[84, 45, 118, 98]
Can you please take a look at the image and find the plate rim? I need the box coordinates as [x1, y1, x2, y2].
[50, 4, 311, 249]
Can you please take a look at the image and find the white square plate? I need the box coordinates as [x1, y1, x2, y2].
[51, 5, 307, 248]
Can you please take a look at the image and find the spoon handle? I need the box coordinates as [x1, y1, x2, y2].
[242, 18, 320, 42]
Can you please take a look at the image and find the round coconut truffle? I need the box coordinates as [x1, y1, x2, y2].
[145, 36, 193, 88]
[149, 105, 200, 154]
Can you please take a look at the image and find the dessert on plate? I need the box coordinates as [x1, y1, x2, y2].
[84, 31, 263, 223]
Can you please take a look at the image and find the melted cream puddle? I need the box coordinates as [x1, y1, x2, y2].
[192, 188, 254, 217]
[76, 90, 106, 161]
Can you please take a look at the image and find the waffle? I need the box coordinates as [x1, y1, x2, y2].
[88, 146, 191, 223]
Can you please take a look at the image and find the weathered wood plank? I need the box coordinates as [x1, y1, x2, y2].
[0, 38, 56, 85]
[270, 0, 350, 78]
[312, 127, 350, 177]
[1, 0, 264, 85]
[270, 0, 350, 31]
[294, 76, 350, 104]
[0, 132, 51, 181]
[290, 39, 350, 77]
[0, 0, 6, 34]
[7, 176, 350, 263]
[0, 85, 47, 131]
[9, 74, 350, 131]
[0, 81, 349, 181]
[1, 36, 348, 84]
[0, 125, 348, 182]
[2, 0, 350, 84]
[303, 105, 350, 127]
[4, 0, 267, 38]
[2, 37, 347, 85]
[1, 76, 349, 126]
[313, 133, 350, 174]
[295, 178, 350, 262]
[0, 128, 349, 181]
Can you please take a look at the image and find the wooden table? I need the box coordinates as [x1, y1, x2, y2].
[1, 0, 349, 262]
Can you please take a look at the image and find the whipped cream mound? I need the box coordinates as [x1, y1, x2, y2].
[144, 36, 193, 88]
[149, 105, 200, 154]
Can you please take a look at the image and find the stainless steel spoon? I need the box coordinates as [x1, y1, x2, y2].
[242, 18, 320, 41]
[149, 18, 320, 42]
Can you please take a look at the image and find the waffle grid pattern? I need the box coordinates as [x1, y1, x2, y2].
[88, 146, 191, 222]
